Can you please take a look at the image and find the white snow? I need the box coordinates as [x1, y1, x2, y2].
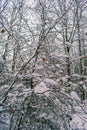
[72, 74, 80, 77]
[44, 78, 57, 86]
[84, 123, 87, 129]
[8, 93, 14, 97]
[66, 41, 71, 47]
[71, 114, 87, 130]
[83, 84, 87, 91]
[32, 73, 42, 77]
[39, 113, 47, 118]
[62, 77, 68, 84]
[34, 82, 49, 97]
[56, 64, 60, 68]
[35, 64, 43, 70]
[71, 91, 81, 101]
[71, 114, 84, 129]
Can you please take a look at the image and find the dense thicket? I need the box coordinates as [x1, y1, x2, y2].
[0, 0, 87, 129]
